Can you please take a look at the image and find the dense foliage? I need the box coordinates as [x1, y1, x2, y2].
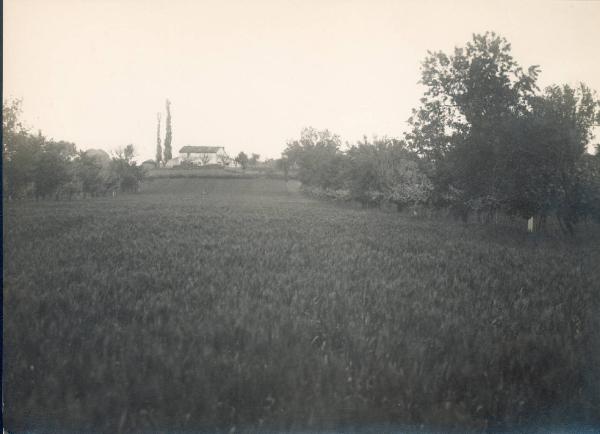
[406, 32, 600, 232]
[4, 178, 600, 432]
[284, 33, 600, 233]
[283, 129, 433, 210]
[2, 99, 144, 199]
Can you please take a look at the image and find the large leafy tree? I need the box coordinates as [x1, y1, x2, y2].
[407, 32, 600, 232]
[407, 32, 540, 213]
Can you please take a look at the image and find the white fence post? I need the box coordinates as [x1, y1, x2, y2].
[527, 217, 534, 233]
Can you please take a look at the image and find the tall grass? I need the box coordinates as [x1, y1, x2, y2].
[3, 178, 600, 432]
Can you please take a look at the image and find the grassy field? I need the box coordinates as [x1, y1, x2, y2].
[3, 178, 600, 433]
[143, 165, 288, 180]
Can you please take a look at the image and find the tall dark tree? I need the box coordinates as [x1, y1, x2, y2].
[155, 112, 162, 167]
[406, 32, 540, 215]
[163, 99, 172, 163]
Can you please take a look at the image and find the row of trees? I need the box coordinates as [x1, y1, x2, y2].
[155, 99, 173, 167]
[3, 99, 144, 200]
[283, 128, 434, 210]
[285, 33, 600, 233]
[233, 152, 261, 169]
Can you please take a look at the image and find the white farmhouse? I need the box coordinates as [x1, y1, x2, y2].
[179, 146, 228, 166]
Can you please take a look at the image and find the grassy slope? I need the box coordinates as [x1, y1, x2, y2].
[143, 166, 285, 179]
[3, 178, 600, 432]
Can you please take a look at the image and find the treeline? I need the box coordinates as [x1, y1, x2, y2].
[2, 99, 144, 200]
[233, 151, 261, 169]
[284, 129, 433, 209]
[284, 33, 600, 234]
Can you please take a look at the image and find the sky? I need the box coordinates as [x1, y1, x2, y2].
[4, 0, 600, 161]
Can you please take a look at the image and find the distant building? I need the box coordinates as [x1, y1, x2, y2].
[141, 160, 157, 170]
[178, 146, 228, 166]
[165, 157, 183, 168]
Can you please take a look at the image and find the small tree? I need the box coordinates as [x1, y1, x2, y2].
[109, 144, 144, 193]
[217, 152, 231, 166]
[250, 153, 260, 166]
[200, 153, 211, 165]
[235, 151, 249, 169]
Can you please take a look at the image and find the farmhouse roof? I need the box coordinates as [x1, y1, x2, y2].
[179, 146, 224, 154]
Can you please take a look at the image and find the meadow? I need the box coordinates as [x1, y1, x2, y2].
[3, 177, 600, 433]
[143, 165, 285, 180]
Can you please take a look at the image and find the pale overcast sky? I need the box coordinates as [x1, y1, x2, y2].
[4, 0, 600, 161]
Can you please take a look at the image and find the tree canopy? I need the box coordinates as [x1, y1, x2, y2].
[406, 32, 600, 231]
[2, 99, 144, 199]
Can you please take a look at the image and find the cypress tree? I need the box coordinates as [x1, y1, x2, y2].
[163, 99, 172, 163]
[155, 112, 162, 166]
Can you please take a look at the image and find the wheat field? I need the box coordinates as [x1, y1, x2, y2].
[3, 178, 600, 433]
